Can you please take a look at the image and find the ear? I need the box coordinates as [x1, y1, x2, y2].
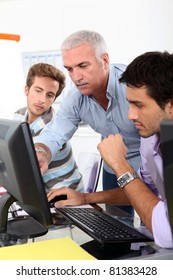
[166, 99, 173, 117]
[24, 85, 29, 96]
[102, 53, 109, 70]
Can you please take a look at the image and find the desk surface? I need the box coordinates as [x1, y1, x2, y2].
[35, 204, 173, 260]
[1, 203, 173, 260]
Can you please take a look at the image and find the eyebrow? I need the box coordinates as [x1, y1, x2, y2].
[126, 97, 143, 104]
[34, 86, 43, 90]
[64, 61, 90, 69]
[34, 86, 56, 96]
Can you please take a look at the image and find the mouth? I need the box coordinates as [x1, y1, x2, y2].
[77, 84, 88, 88]
[76, 81, 88, 88]
[34, 104, 44, 110]
[134, 122, 143, 130]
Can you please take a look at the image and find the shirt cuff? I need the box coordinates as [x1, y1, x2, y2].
[152, 200, 173, 248]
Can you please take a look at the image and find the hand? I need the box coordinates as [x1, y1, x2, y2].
[97, 134, 127, 172]
[47, 187, 86, 207]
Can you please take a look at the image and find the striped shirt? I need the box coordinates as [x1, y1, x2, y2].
[14, 107, 84, 193]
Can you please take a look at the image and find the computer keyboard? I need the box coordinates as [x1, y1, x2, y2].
[56, 207, 153, 245]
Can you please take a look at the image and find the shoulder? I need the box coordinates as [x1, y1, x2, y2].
[60, 86, 85, 109]
[14, 107, 27, 120]
[108, 63, 127, 86]
[15, 106, 27, 115]
[68, 85, 83, 98]
[110, 63, 127, 73]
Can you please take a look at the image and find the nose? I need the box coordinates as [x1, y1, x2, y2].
[128, 105, 138, 120]
[38, 93, 46, 103]
[70, 68, 83, 83]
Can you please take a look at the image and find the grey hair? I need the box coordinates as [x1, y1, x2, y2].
[60, 30, 108, 60]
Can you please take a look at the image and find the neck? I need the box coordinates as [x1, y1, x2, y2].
[94, 94, 109, 110]
[27, 113, 37, 124]
[93, 77, 109, 110]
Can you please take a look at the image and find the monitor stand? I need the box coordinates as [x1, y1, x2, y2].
[0, 192, 48, 246]
[81, 240, 156, 260]
[81, 240, 132, 260]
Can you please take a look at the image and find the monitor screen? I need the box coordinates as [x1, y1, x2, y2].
[160, 119, 173, 234]
[0, 118, 53, 229]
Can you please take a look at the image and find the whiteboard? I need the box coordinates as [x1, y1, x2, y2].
[22, 50, 74, 104]
[0, 39, 25, 119]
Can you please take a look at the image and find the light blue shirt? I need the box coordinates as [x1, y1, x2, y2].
[34, 64, 141, 174]
[138, 134, 173, 248]
[14, 107, 83, 192]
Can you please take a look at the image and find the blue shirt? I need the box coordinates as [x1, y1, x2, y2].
[14, 107, 83, 192]
[34, 64, 141, 174]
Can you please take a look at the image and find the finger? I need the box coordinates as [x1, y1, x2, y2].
[54, 200, 69, 207]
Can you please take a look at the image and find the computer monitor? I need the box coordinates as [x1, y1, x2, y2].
[0, 118, 53, 236]
[160, 119, 173, 234]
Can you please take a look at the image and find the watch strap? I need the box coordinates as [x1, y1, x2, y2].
[117, 171, 138, 189]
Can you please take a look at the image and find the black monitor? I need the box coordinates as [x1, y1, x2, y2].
[0, 118, 53, 239]
[160, 119, 173, 235]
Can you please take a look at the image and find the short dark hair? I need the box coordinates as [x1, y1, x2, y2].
[26, 63, 66, 98]
[119, 51, 173, 109]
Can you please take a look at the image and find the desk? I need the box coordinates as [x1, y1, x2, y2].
[1, 204, 173, 260]
[102, 204, 173, 260]
[35, 204, 173, 260]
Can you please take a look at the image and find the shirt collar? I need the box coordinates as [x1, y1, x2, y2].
[106, 64, 116, 99]
[152, 133, 161, 154]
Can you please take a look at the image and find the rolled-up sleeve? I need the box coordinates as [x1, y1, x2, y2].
[152, 200, 173, 248]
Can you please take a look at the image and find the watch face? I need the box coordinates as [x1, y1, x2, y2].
[118, 174, 130, 187]
[117, 172, 137, 188]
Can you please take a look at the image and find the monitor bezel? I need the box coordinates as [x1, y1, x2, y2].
[160, 119, 173, 234]
[0, 118, 53, 230]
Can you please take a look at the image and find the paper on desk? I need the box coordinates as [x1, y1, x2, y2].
[0, 237, 96, 260]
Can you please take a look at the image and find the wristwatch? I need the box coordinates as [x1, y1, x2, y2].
[35, 147, 48, 159]
[117, 171, 138, 189]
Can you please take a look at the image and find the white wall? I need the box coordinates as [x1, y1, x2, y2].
[0, 0, 172, 188]
[0, 0, 173, 117]
[0, 0, 173, 61]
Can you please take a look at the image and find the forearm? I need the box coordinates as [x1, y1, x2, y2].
[33, 127, 61, 161]
[84, 188, 131, 205]
[123, 179, 160, 233]
[111, 159, 160, 233]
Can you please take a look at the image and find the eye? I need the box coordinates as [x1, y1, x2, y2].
[35, 89, 41, 93]
[66, 67, 72, 73]
[79, 63, 89, 68]
[47, 93, 55, 99]
[135, 103, 143, 108]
